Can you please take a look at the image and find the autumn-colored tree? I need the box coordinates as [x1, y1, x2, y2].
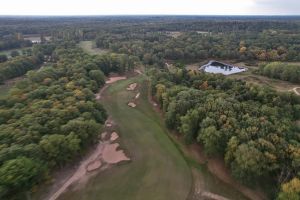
[278, 178, 300, 200]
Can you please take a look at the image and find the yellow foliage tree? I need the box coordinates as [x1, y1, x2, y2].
[200, 81, 209, 90]
[278, 178, 300, 200]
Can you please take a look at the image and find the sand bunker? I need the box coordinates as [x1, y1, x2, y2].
[95, 93, 101, 100]
[135, 92, 140, 99]
[128, 102, 136, 108]
[201, 192, 230, 200]
[87, 160, 102, 172]
[127, 83, 137, 91]
[110, 132, 119, 141]
[293, 87, 300, 95]
[102, 143, 130, 164]
[106, 76, 127, 84]
[105, 119, 114, 127]
[106, 123, 112, 127]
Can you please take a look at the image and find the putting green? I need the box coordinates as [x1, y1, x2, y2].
[59, 75, 192, 200]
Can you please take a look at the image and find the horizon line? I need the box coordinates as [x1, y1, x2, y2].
[0, 14, 300, 17]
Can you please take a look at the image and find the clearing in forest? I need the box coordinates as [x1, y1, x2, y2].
[78, 41, 109, 55]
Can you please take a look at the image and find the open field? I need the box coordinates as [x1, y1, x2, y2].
[78, 41, 109, 55]
[230, 72, 300, 94]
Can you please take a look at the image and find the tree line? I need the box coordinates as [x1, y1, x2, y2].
[256, 62, 300, 83]
[0, 35, 32, 51]
[94, 29, 300, 67]
[150, 68, 300, 199]
[0, 55, 43, 84]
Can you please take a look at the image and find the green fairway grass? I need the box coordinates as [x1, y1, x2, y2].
[59, 76, 192, 200]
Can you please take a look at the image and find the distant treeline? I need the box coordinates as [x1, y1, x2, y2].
[1, 17, 300, 63]
[0, 56, 42, 84]
[257, 62, 300, 83]
[0, 16, 300, 37]
[0, 36, 32, 51]
[94, 29, 300, 64]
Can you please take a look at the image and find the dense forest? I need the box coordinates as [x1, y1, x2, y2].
[95, 30, 300, 63]
[0, 55, 42, 83]
[1, 16, 299, 36]
[150, 68, 300, 199]
[0, 34, 32, 51]
[0, 42, 135, 199]
[1, 17, 300, 64]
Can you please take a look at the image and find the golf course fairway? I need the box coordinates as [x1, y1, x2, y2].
[59, 75, 192, 200]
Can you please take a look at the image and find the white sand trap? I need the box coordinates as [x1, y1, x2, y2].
[102, 143, 130, 164]
[95, 93, 101, 100]
[201, 192, 230, 200]
[106, 123, 112, 127]
[110, 132, 119, 141]
[135, 92, 140, 99]
[126, 83, 137, 91]
[105, 119, 113, 127]
[86, 160, 102, 172]
[128, 102, 136, 108]
[106, 76, 126, 84]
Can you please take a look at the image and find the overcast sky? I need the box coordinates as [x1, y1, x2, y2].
[0, 0, 299, 15]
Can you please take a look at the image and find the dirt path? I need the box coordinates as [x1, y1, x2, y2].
[48, 142, 106, 200]
[46, 132, 130, 200]
[95, 85, 109, 100]
[47, 133, 130, 200]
